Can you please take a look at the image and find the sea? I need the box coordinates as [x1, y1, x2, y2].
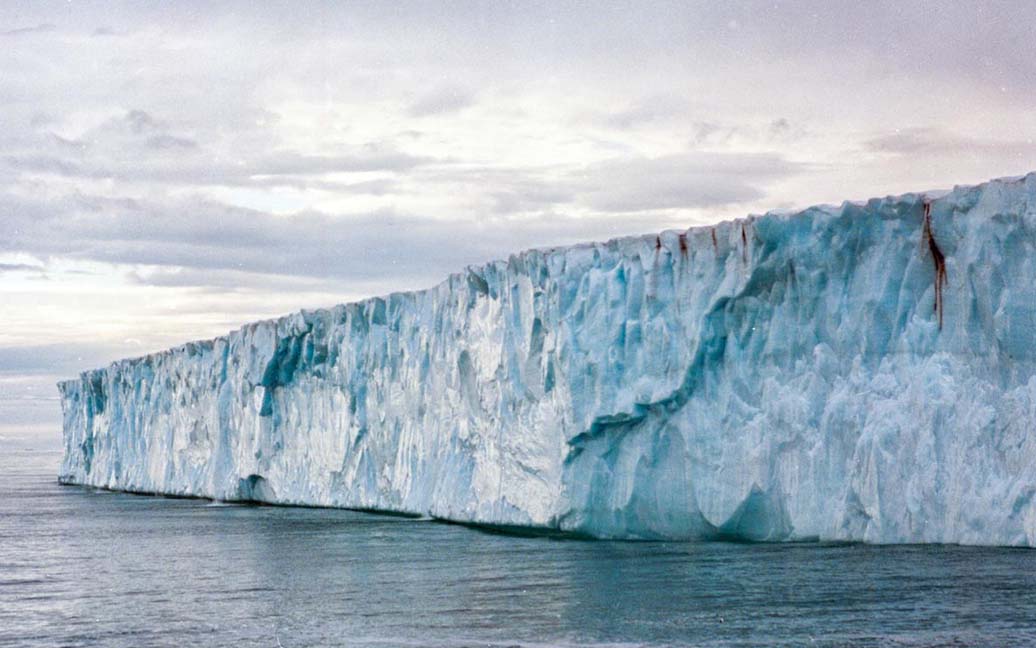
[3, 448, 1036, 647]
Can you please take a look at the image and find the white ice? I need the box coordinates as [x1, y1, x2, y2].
[59, 173, 1036, 545]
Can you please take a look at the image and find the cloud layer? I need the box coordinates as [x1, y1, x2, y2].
[2, 1, 1035, 440]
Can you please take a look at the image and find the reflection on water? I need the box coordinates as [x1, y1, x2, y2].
[3, 449, 1036, 647]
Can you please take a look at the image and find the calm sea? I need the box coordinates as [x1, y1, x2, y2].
[3, 448, 1036, 647]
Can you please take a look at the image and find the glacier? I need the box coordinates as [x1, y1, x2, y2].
[59, 173, 1036, 546]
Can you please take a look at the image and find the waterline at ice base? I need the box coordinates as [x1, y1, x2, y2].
[59, 173, 1036, 546]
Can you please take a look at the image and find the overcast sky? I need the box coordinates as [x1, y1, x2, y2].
[2, 1, 1035, 444]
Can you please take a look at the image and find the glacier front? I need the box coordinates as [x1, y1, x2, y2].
[59, 174, 1036, 545]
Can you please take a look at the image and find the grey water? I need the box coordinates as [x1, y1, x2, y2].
[3, 449, 1036, 648]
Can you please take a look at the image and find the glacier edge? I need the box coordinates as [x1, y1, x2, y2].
[59, 173, 1036, 545]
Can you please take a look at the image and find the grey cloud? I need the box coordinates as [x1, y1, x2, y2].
[575, 152, 804, 213]
[3, 113, 437, 189]
[410, 165, 576, 215]
[1, 23, 55, 37]
[691, 122, 726, 145]
[0, 189, 669, 288]
[124, 109, 159, 134]
[769, 118, 790, 136]
[3, 149, 431, 184]
[491, 185, 575, 215]
[254, 150, 434, 175]
[408, 167, 578, 215]
[0, 263, 44, 273]
[146, 134, 199, 150]
[3, 153, 82, 176]
[597, 95, 691, 130]
[407, 152, 805, 216]
[865, 128, 968, 154]
[686, 119, 801, 149]
[92, 27, 126, 37]
[4, 3, 1036, 108]
[865, 128, 1036, 158]
[408, 86, 475, 117]
[683, 3, 1036, 101]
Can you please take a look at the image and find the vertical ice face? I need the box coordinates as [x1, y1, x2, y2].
[60, 174, 1036, 545]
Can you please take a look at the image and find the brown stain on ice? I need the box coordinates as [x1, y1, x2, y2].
[922, 199, 947, 330]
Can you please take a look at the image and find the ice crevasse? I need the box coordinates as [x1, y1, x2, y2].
[59, 173, 1036, 545]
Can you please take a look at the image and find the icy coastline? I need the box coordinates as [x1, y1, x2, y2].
[60, 173, 1036, 545]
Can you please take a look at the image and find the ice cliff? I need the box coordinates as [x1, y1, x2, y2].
[59, 174, 1036, 545]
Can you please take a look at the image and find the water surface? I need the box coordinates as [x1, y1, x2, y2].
[3, 449, 1035, 647]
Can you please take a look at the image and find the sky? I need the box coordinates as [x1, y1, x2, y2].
[2, 1, 1035, 445]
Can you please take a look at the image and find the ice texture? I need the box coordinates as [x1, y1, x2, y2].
[59, 174, 1036, 545]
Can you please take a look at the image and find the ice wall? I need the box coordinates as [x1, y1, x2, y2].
[59, 174, 1036, 545]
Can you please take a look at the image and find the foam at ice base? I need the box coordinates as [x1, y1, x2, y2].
[59, 173, 1036, 545]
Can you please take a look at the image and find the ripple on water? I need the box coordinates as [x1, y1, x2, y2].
[4, 449, 1036, 647]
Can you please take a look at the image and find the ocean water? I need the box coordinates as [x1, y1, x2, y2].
[3, 449, 1036, 647]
